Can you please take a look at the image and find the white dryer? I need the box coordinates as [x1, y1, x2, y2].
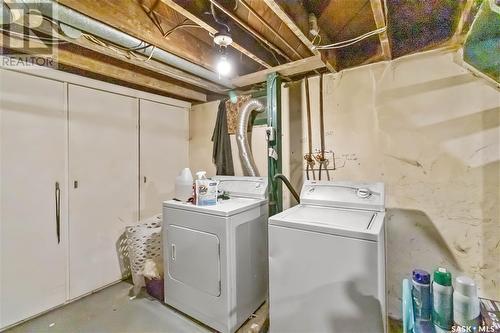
[268, 180, 386, 333]
[163, 176, 268, 333]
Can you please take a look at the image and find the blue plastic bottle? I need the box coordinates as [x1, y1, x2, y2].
[412, 269, 434, 333]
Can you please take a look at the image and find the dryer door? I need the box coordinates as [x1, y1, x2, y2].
[167, 225, 221, 296]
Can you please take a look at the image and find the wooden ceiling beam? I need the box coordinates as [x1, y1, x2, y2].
[57, 0, 216, 71]
[12, 18, 227, 94]
[0, 35, 207, 102]
[232, 55, 326, 87]
[238, 0, 303, 60]
[73, 35, 227, 95]
[241, 0, 312, 60]
[159, 0, 275, 69]
[369, 0, 392, 60]
[135, 0, 260, 75]
[208, 0, 292, 62]
[262, 0, 336, 72]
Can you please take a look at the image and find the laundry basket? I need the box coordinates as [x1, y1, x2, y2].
[125, 215, 163, 288]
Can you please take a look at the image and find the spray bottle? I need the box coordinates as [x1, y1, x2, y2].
[195, 171, 218, 206]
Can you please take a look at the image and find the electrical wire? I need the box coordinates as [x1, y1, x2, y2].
[141, 5, 206, 42]
[313, 26, 387, 50]
[82, 33, 156, 63]
[162, 23, 204, 38]
[0, 28, 69, 44]
[145, 45, 156, 61]
[211, 2, 231, 33]
[311, 30, 322, 47]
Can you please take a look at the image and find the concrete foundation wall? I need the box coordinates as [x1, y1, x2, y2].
[282, 51, 500, 318]
[190, 51, 500, 319]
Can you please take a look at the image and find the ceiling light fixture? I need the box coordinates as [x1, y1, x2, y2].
[213, 26, 233, 77]
[213, 30, 233, 48]
[211, 1, 233, 78]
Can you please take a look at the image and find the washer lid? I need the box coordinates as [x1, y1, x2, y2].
[269, 205, 381, 241]
[300, 181, 385, 211]
[164, 197, 265, 217]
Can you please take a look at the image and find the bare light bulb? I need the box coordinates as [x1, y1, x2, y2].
[216, 55, 232, 77]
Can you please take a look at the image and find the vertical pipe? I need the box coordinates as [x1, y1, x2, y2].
[319, 74, 325, 158]
[304, 77, 315, 180]
[318, 74, 325, 180]
[267, 72, 282, 215]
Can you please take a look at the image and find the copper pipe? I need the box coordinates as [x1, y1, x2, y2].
[208, 0, 292, 62]
[304, 77, 315, 181]
[239, 0, 303, 60]
[319, 74, 325, 158]
[305, 77, 313, 157]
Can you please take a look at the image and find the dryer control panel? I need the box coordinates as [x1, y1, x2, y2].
[212, 176, 268, 199]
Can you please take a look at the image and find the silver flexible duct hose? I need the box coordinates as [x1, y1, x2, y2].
[236, 99, 264, 177]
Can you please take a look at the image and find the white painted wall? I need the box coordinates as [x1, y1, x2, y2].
[282, 51, 500, 319]
[189, 100, 268, 178]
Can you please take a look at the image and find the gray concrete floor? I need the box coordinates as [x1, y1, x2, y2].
[6, 282, 214, 333]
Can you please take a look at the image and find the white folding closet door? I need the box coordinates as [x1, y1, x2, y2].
[139, 100, 188, 219]
[0, 70, 67, 329]
[68, 85, 138, 299]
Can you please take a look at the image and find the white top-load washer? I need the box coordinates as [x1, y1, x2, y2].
[163, 176, 268, 333]
[268, 180, 386, 333]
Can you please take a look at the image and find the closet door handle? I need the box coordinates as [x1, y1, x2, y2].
[55, 182, 61, 244]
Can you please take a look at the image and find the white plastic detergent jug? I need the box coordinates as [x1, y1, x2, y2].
[174, 168, 193, 202]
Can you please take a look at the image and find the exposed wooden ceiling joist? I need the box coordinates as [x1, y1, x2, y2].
[138, 0, 258, 75]
[262, 0, 336, 72]
[160, 0, 279, 71]
[369, 0, 392, 60]
[238, 0, 309, 61]
[11, 17, 226, 95]
[3, 0, 483, 97]
[73, 35, 226, 95]
[208, 0, 292, 62]
[232, 55, 326, 87]
[57, 0, 219, 72]
[1, 35, 207, 102]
